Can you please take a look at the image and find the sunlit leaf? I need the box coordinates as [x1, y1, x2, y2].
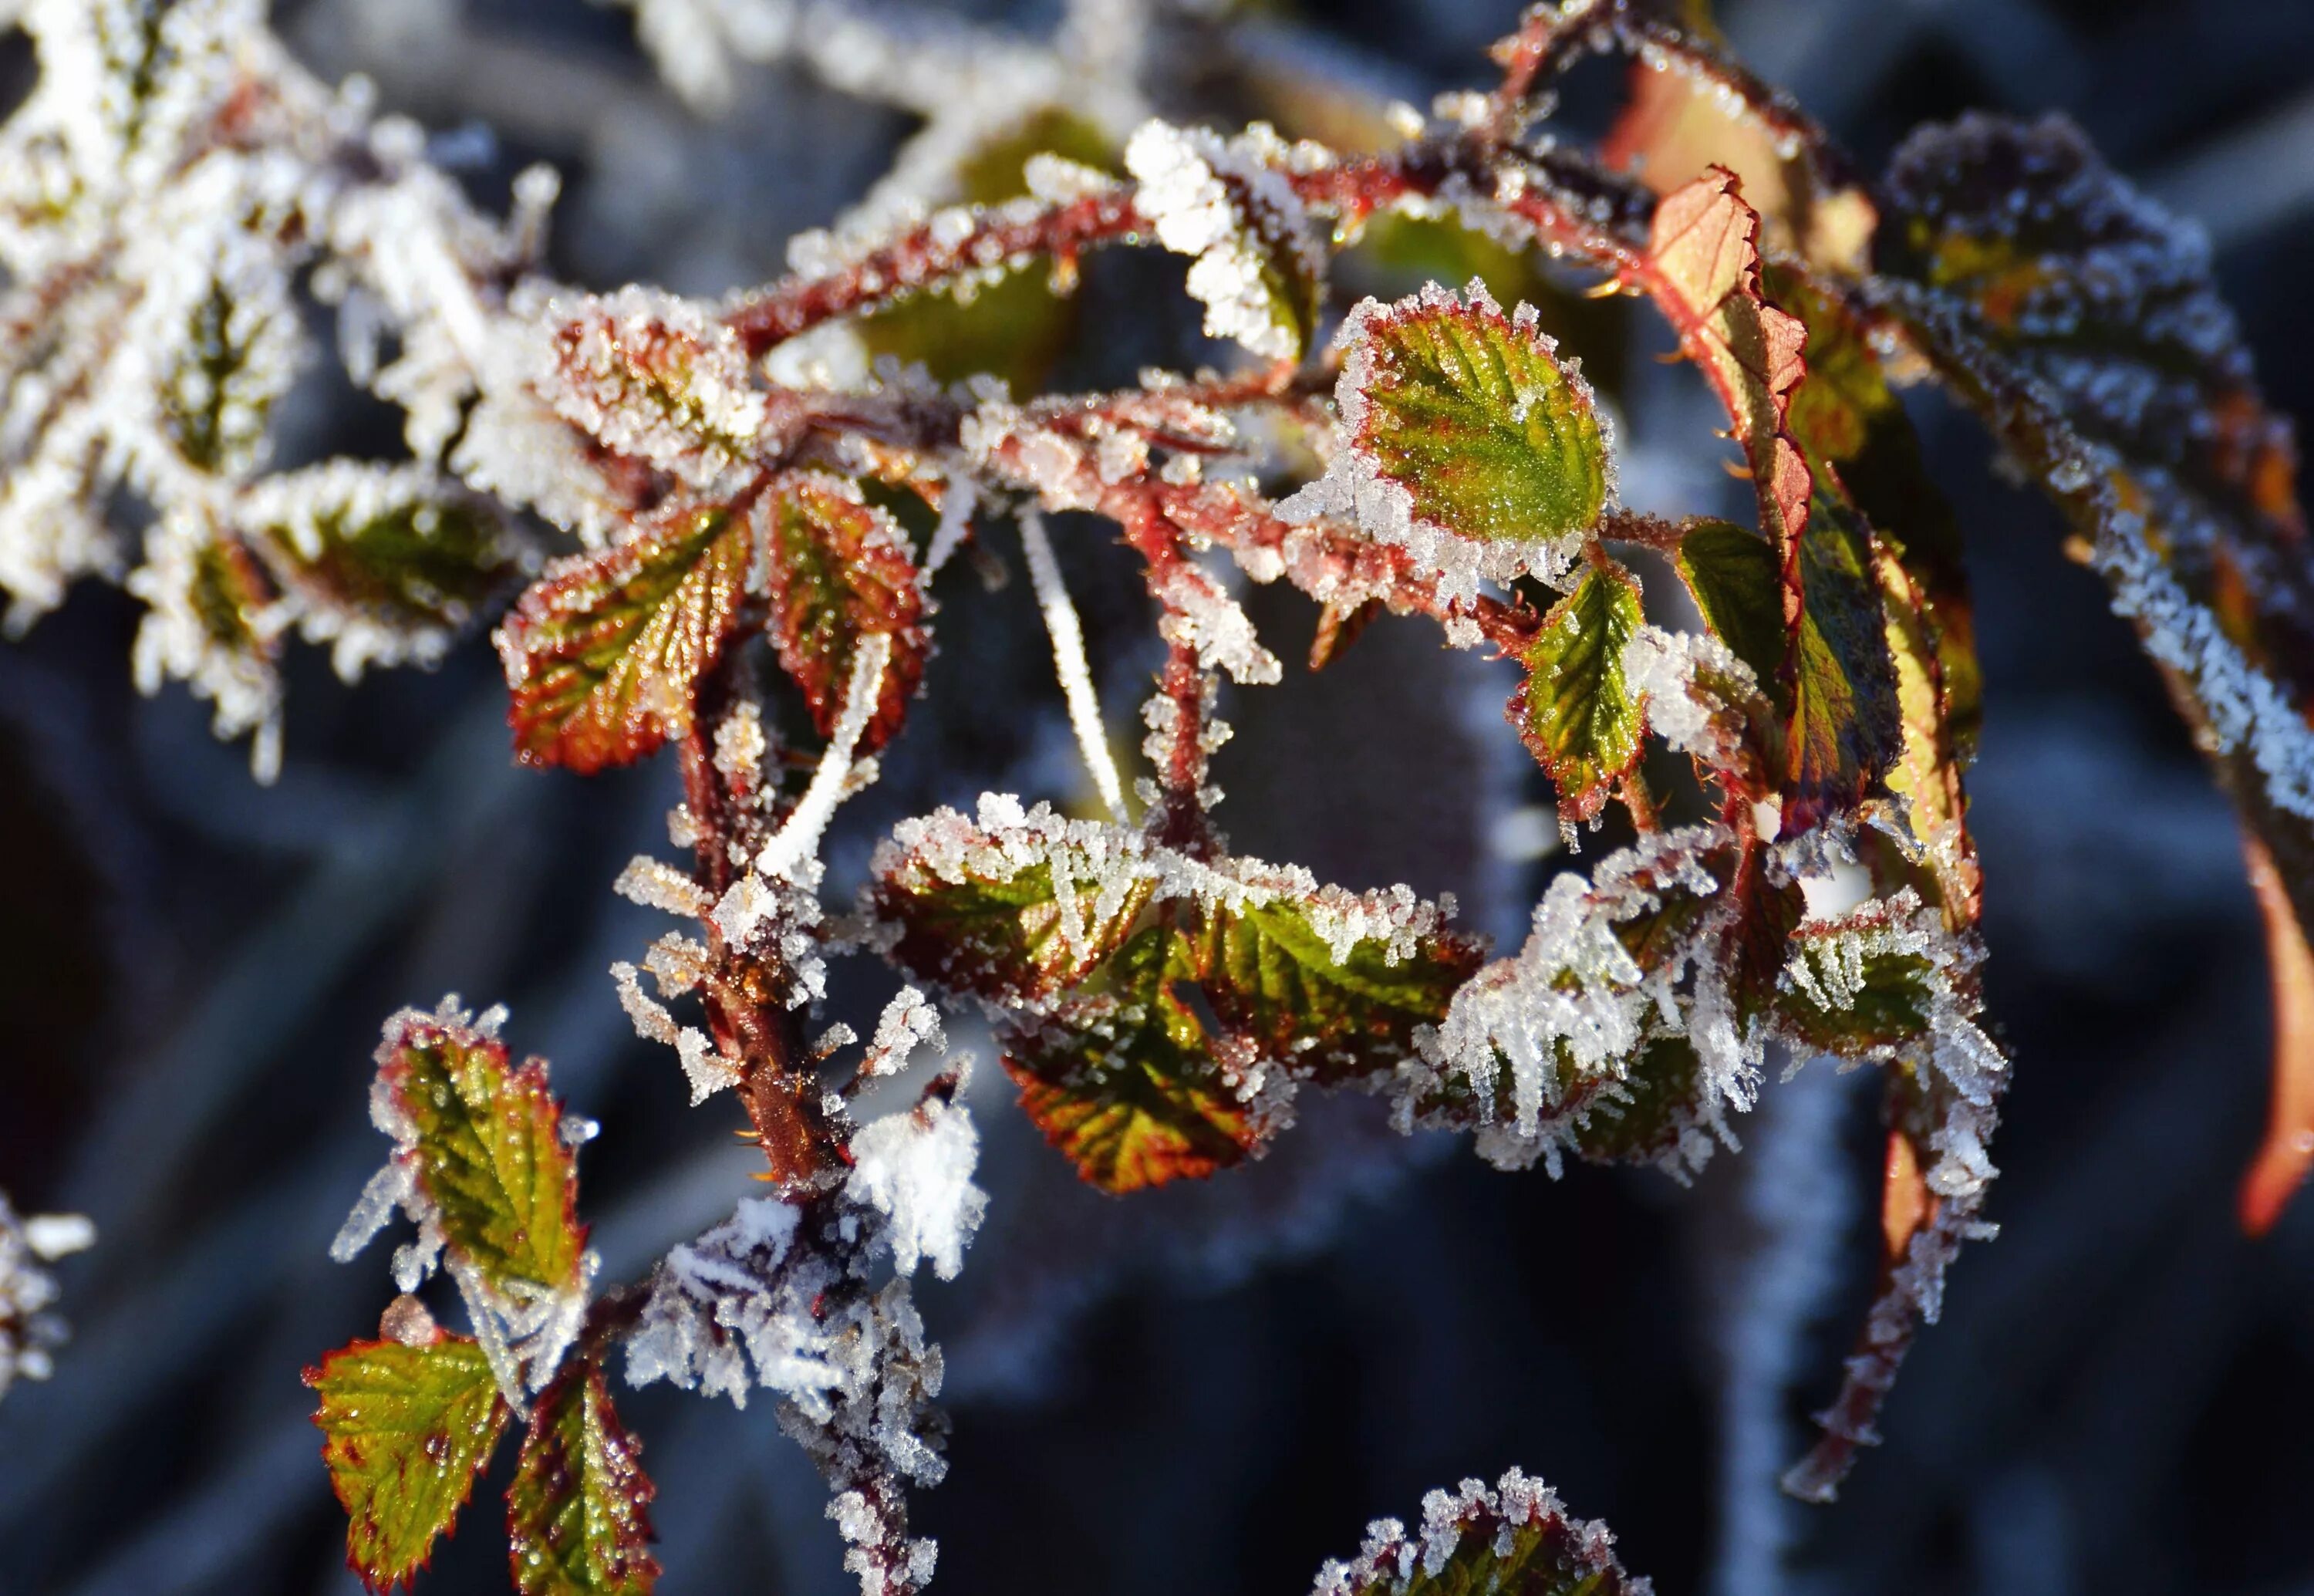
[306, 1335, 510, 1594]
[1511, 559, 1646, 821]
[382, 1011, 586, 1294]
[1006, 929, 1258, 1193]
[1190, 884, 1483, 1085]
[761, 472, 926, 753]
[1337, 280, 1610, 546]
[497, 501, 751, 774]
[508, 1358, 660, 1596]
[1638, 168, 1811, 599]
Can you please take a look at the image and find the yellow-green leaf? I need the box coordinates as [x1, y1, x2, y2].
[508, 1359, 659, 1596]
[306, 1335, 510, 1594]
[1511, 560, 1647, 821]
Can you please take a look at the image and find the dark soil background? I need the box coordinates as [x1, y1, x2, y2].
[3, 2, 2312, 1593]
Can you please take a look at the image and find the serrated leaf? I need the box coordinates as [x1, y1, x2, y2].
[1568, 1034, 1702, 1167]
[1773, 934, 1935, 1059]
[250, 466, 524, 640]
[1672, 515, 1900, 822]
[1640, 168, 1811, 606]
[1006, 929, 1257, 1193]
[1190, 889, 1483, 1085]
[383, 1013, 585, 1294]
[761, 473, 926, 753]
[306, 1336, 511, 1594]
[1511, 560, 1646, 820]
[497, 502, 751, 773]
[1313, 1467, 1643, 1596]
[508, 1359, 659, 1596]
[547, 288, 768, 488]
[869, 808, 1159, 1005]
[160, 263, 297, 478]
[1341, 281, 1610, 545]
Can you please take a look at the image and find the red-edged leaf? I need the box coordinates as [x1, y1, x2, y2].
[496, 501, 752, 773]
[547, 287, 771, 489]
[306, 1334, 510, 1593]
[508, 1358, 659, 1596]
[1004, 928, 1258, 1193]
[1313, 1466, 1646, 1596]
[1638, 168, 1811, 639]
[381, 1008, 585, 1294]
[761, 472, 926, 753]
[1510, 558, 1648, 821]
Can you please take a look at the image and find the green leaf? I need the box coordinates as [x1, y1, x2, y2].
[1786, 494, 1902, 826]
[1774, 932, 1936, 1061]
[1672, 515, 1901, 824]
[508, 1359, 659, 1596]
[1339, 280, 1610, 545]
[1511, 560, 1647, 820]
[1005, 929, 1257, 1193]
[250, 464, 525, 644]
[869, 804, 1159, 1006]
[160, 265, 296, 478]
[1567, 1034, 1703, 1167]
[1190, 886, 1483, 1086]
[1312, 1467, 1644, 1596]
[1675, 518, 1786, 689]
[306, 1335, 511, 1594]
[497, 501, 751, 773]
[382, 1011, 585, 1294]
[761, 473, 927, 754]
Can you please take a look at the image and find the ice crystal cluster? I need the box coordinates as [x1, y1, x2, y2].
[0, 1193, 94, 1405]
[8, 0, 2312, 1592]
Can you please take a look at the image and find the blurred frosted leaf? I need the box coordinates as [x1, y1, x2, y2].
[305, 1334, 510, 1594]
[155, 245, 302, 478]
[1126, 120, 1324, 362]
[1309, 1466, 1643, 1596]
[545, 286, 769, 491]
[508, 1359, 659, 1596]
[860, 109, 1113, 390]
[497, 502, 751, 773]
[245, 461, 526, 677]
[1512, 559, 1646, 822]
[1007, 929, 1258, 1193]
[761, 473, 926, 754]
[124, 517, 283, 779]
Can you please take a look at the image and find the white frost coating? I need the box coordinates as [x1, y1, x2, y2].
[1, 1191, 94, 1402]
[615, 855, 716, 919]
[1152, 558, 1282, 686]
[860, 987, 946, 1081]
[1622, 623, 1764, 772]
[921, 466, 977, 576]
[1125, 120, 1321, 361]
[124, 509, 285, 783]
[1278, 281, 1594, 610]
[845, 1092, 990, 1280]
[1309, 1467, 1646, 1596]
[1407, 825, 1732, 1173]
[543, 284, 771, 491]
[611, 958, 738, 1104]
[328, 997, 594, 1408]
[758, 630, 894, 884]
[1018, 508, 1128, 820]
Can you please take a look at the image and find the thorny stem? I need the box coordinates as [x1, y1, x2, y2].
[679, 651, 847, 1187]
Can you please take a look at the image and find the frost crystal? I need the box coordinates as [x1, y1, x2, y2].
[0, 1193, 94, 1403]
[1125, 120, 1324, 361]
[846, 1091, 990, 1281]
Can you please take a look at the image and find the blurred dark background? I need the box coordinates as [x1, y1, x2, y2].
[4, 1, 2314, 1593]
